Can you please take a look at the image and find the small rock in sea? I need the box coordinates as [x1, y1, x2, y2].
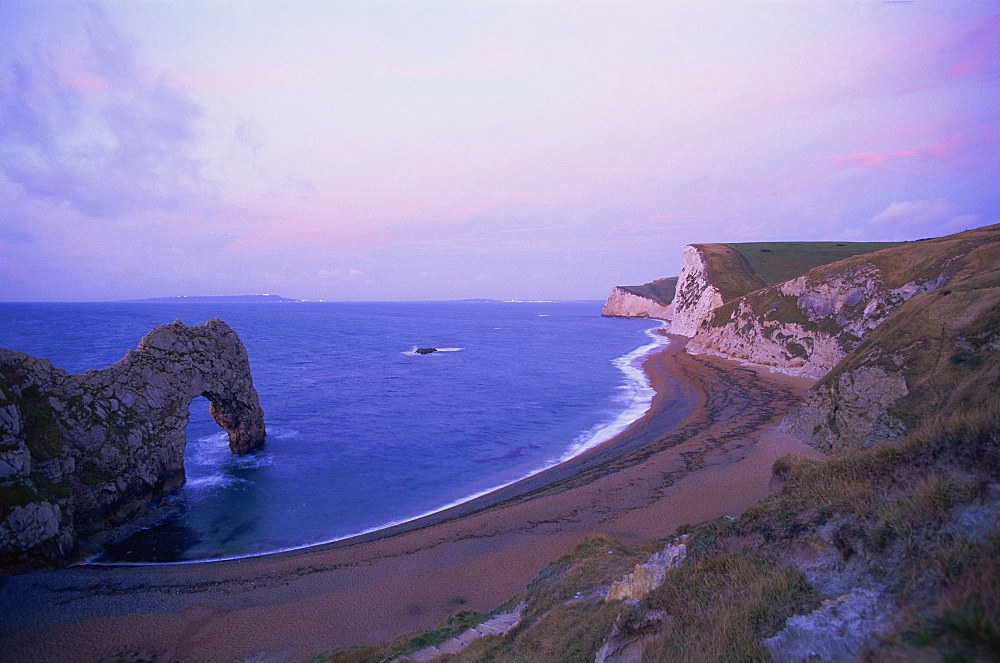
[415, 348, 438, 354]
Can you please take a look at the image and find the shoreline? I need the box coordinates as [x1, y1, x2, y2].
[0, 335, 823, 663]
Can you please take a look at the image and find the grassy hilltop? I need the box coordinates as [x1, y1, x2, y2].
[726, 241, 908, 288]
[685, 240, 906, 307]
[619, 277, 678, 306]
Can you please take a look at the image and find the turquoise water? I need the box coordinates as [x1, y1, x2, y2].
[0, 302, 667, 562]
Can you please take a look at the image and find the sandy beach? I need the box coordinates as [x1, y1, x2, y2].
[0, 335, 823, 662]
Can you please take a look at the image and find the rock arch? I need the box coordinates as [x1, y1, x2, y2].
[0, 319, 266, 571]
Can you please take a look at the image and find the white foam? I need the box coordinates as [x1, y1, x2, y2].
[185, 474, 248, 491]
[402, 346, 464, 355]
[231, 453, 276, 470]
[558, 322, 670, 461]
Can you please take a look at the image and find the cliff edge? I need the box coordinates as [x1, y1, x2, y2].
[601, 277, 676, 319]
[0, 318, 265, 572]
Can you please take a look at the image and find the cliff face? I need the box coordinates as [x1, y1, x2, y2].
[686, 226, 999, 379]
[0, 319, 265, 571]
[603, 225, 998, 450]
[601, 287, 673, 319]
[601, 277, 676, 319]
[671, 244, 768, 336]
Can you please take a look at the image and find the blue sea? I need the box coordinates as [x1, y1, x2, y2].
[0, 302, 666, 563]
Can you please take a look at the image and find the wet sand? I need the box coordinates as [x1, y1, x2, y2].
[0, 335, 823, 662]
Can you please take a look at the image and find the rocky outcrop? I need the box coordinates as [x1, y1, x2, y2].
[601, 277, 676, 319]
[671, 245, 767, 336]
[595, 610, 669, 663]
[0, 318, 265, 572]
[686, 226, 999, 379]
[606, 536, 687, 602]
[596, 537, 688, 662]
[764, 589, 893, 662]
[601, 288, 672, 319]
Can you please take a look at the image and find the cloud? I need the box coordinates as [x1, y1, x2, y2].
[0, 5, 207, 218]
[817, 136, 961, 170]
[859, 199, 979, 241]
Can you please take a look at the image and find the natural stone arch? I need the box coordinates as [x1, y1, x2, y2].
[0, 319, 266, 571]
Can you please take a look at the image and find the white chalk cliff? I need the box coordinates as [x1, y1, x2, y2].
[601, 288, 672, 319]
[602, 225, 1000, 450]
[601, 277, 676, 320]
[670, 245, 727, 336]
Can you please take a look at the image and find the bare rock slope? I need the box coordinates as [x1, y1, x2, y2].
[0, 318, 265, 571]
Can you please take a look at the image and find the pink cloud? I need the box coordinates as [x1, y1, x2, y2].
[818, 135, 962, 169]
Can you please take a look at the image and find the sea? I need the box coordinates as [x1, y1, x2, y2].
[0, 301, 667, 564]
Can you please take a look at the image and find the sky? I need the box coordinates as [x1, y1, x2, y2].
[1, 1, 998, 302]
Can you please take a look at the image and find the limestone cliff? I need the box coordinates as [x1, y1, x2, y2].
[671, 244, 768, 336]
[0, 319, 265, 571]
[686, 226, 999, 379]
[601, 277, 676, 319]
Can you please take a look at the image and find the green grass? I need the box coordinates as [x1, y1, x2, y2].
[0, 480, 39, 519]
[640, 553, 820, 662]
[696, 244, 768, 301]
[725, 241, 906, 287]
[17, 385, 65, 461]
[890, 536, 1000, 661]
[621, 276, 677, 306]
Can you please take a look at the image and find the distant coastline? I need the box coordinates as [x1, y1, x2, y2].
[117, 294, 301, 304]
[111, 295, 606, 304]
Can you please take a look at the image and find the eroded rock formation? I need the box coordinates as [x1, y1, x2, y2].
[606, 536, 688, 602]
[601, 277, 677, 320]
[671, 244, 767, 336]
[0, 318, 265, 571]
[687, 226, 999, 380]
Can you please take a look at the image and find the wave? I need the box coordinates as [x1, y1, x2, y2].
[185, 474, 249, 492]
[558, 322, 670, 461]
[186, 428, 279, 483]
